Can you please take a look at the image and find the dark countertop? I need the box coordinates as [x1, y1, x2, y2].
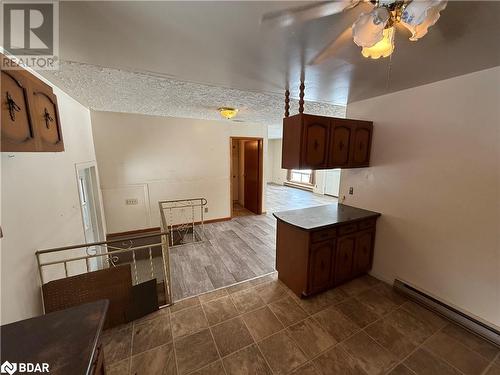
[273, 204, 380, 230]
[1, 300, 108, 375]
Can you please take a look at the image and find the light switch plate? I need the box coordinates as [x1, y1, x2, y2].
[126, 198, 139, 205]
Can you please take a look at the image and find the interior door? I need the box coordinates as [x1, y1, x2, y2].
[244, 140, 261, 214]
[324, 169, 341, 197]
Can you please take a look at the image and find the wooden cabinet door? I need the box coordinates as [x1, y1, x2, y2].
[334, 236, 354, 285]
[31, 82, 64, 152]
[349, 122, 372, 167]
[1, 69, 38, 151]
[309, 240, 334, 293]
[353, 230, 374, 276]
[329, 119, 353, 167]
[301, 115, 329, 168]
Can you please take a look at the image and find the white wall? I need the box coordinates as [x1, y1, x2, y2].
[1, 84, 100, 324]
[90, 112, 268, 233]
[341, 67, 500, 327]
[268, 139, 287, 185]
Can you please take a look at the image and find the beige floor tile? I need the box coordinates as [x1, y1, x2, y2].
[341, 331, 398, 375]
[226, 280, 255, 294]
[132, 315, 172, 355]
[404, 348, 462, 375]
[314, 346, 367, 375]
[387, 364, 416, 375]
[372, 284, 407, 306]
[441, 324, 499, 361]
[313, 305, 360, 342]
[174, 329, 220, 375]
[211, 317, 254, 357]
[287, 317, 336, 359]
[365, 319, 417, 359]
[230, 288, 265, 314]
[222, 344, 272, 375]
[130, 343, 176, 375]
[356, 289, 398, 316]
[133, 307, 170, 325]
[401, 302, 447, 331]
[254, 281, 287, 303]
[289, 291, 335, 315]
[203, 296, 239, 325]
[269, 296, 308, 327]
[189, 360, 225, 375]
[485, 363, 500, 375]
[335, 298, 380, 328]
[171, 296, 201, 313]
[106, 358, 130, 375]
[241, 306, 283, 341]
[102, 325, 133, 365]
[290, 362, 320, 375]
[171, 306, 208, 338]
[340, 277, 377, 296]
[384, 308, 435, 344]
[199, 288, 229, 304]
[424, 331, 490, 375]
[258, 331, 308, 375]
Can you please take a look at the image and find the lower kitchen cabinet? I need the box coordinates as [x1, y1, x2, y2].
[274, 205, 380, 297]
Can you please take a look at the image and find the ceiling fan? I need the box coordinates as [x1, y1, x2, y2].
[261, 0, 448, 62]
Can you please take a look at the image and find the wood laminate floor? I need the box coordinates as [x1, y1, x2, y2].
[169, 184, 337, 301]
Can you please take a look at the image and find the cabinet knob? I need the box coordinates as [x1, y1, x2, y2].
[6, 91, 21, 121]
[314, 140, 319, 150]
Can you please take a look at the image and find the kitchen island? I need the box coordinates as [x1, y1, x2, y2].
[274, 204, 380, 297]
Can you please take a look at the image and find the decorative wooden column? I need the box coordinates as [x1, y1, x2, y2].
[284, 89, 290, 118]
[299, 81, 305, 114]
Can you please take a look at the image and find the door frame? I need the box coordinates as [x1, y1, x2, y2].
[229, 137, 264, 217]
[75, 161, 106, 244]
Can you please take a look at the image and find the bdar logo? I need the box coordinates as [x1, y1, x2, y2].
[0, 361, 17, 375]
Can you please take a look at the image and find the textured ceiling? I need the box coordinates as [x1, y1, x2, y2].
[56, 1, 500, 104]
[42, 61, 346, 139]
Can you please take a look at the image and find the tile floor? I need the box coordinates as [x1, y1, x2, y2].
[103, 273, 500, 375]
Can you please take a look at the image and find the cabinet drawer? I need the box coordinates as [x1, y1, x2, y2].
[358, 219, 376, 230]
[338, 223, 358, 235]
[311, 228, 336, 243]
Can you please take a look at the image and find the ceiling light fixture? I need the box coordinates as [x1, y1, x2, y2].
[361, 26, 395, 59]
[218, 107, 239, 120]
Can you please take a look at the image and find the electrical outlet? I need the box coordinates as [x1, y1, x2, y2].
[349, 187, 354, 195]
[204, 207, 209, 213]
[125, 198, 138, 205]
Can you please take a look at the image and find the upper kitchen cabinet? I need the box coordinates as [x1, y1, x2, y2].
[1, 53, 64, 152]
[282, 113, 372, 170]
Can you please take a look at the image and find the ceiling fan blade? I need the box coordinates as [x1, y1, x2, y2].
[261, 1, 360, 28]
[309, 26, 353, 65]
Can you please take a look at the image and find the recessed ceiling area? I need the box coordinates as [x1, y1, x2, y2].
[41, 1, 500, 134]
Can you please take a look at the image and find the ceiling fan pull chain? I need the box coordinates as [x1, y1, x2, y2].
[284, 89, 290, 118]
[386, 52, 393, 90]
[299, 81, 305, 114]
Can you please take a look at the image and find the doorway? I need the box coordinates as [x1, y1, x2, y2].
[324, 169, 341, 197]
[230, 137, 264, 217]
[76, 163, 105, 270]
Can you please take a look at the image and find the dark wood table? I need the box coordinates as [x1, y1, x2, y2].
[1, 300, 108, 375]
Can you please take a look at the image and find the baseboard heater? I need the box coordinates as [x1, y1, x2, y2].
[393, 279, 500, 347]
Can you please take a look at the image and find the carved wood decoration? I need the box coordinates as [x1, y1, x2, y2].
[284, 89, 290, 118]
[1, 69, 38, 152]
[0, 53, 64, 152]
[298, 81, 305, 114]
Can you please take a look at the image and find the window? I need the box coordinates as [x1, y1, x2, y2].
[287, 169, 315, 186]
